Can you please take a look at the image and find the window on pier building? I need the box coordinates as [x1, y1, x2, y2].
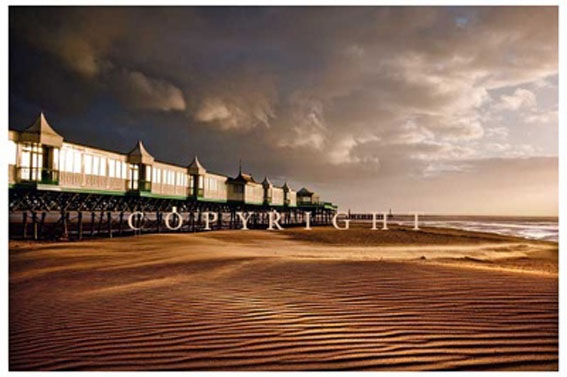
[166, 170, 173, 185]
[176, 172, 187, 187]
[8, 140, 17, 166]
[84, 154, 107, 176]
[108, 159, 116, 177]
[100, 157, 106, 176]
[152, 167, 161, 184]
[52, 148, 59, 171]
[92, 156, 100, 176]
[130, 164, 139, 190]
[84, 155, 93, 174]
[59, 149, 68, 172]
[114, 160, 125, 179]
[60, 148, 82, 174]
[73, 152, 81, 173]
[20, 143, 43, 180]
[207, 177, 219, 192]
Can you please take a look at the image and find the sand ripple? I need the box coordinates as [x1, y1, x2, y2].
[10, 254, 557, 371]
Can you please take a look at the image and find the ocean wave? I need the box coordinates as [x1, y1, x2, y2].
[416, 220, 558, 242]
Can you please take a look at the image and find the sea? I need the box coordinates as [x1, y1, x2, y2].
[394, 215, 558, 242]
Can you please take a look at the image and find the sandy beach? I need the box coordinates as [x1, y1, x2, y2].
[9, 225, 558, 371]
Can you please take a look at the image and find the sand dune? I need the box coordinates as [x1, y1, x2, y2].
[9, 226, 558, 370]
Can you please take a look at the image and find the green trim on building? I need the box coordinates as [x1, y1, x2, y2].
[137, 191, 188, 200]
[197, 197, 228, 203]
[10, 183, 127, 196]
[227, 200, 265, 207]
[56, 187, 127, 196]
[247, 201, 264, 206]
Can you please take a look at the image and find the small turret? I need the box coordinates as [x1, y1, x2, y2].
[20, 112, 63, 147]
[127, 140, 154, 164]
[262, 176, 273, 189]
[188, 156, 206, 175]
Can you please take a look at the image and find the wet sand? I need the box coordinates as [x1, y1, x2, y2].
[9, 225, 558, 370]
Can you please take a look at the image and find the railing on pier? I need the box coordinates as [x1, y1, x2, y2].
[347, 213, 392, 221]
[16, 167, 59, 185]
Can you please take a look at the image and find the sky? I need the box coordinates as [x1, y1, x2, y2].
[9, 6, 558, 215]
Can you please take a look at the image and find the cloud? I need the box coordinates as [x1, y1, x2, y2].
[329, 156, 557, 215]
[326, 134, 381, 165]
[524, 110, 558, 125]
[485, 126, 509, 139]
[194, 94, 274, 131]
[410, 142, 476, 162]
[10, 7, 187, 113]
[482, 142, 537, 158]
[195, 98, 232, 123]
[9, 7, 558, 214]
[193, 71, 277, 130]
[387, 120, 434, 145]
[112, 70, 186, 111]
[496, 88, 537, 111]
[275, 94, 327, 149]
[51, 34, 100, 77]
[10, 7, 127, 78]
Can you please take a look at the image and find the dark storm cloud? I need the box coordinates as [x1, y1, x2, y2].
[9, 6, 558, 213]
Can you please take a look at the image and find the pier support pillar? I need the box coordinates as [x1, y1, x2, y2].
[31, 212, 38, 241]
[22, 212, 28, 239]
[77, 212, 83, 240]
[107, 212, 113, 238]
